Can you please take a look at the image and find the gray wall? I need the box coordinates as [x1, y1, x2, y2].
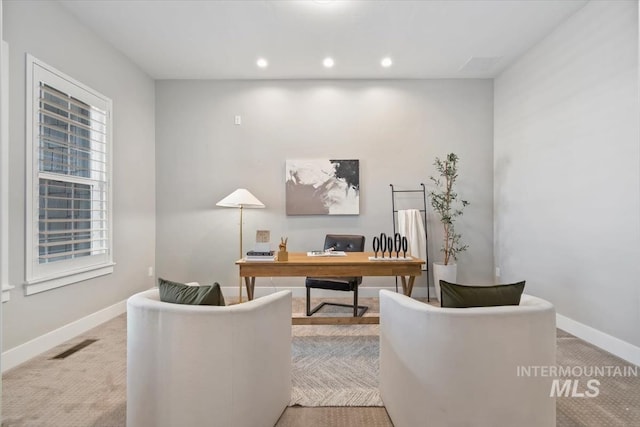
[3, 0, 156, 351]
[155, 79, 494, 292]
[494, 1, 640, 346]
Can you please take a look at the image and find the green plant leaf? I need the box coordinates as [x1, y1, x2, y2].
[428, 152, 470, 263]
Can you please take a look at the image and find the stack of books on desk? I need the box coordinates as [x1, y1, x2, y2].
[245, 250, 275, 261]
[307, 250, 347, 257]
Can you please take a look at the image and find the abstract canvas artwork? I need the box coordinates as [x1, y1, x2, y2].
[286, 159, 360, 215]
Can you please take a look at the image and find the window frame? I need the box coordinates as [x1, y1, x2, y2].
[25, 55, 114, 295]
[1, 40, 11, 302]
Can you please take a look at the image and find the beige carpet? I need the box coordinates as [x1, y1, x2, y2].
[276, 407, 392, 427]
[2, 314, 127, 427]
[3, 297, 640, 426]
[555, 329, 640, 425]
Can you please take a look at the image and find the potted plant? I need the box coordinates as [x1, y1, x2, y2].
[429, 153, 470, 301]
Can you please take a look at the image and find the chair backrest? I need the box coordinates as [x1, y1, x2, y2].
[127, 289, 292, 427]
[324, 234, 365, 252]
[379, 290, 556, 427]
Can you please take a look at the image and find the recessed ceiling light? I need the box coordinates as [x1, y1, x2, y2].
[381, 57, 393, 68]
[323, 57, 335, 68]
[256, 58, 268, 68]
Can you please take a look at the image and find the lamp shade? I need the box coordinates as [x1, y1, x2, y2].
[216, 188, 265, 208]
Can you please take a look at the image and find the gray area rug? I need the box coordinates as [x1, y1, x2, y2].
[290, 334, 381, 407]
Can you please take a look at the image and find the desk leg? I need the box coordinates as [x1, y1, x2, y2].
[399, 276, 416, 297]
[244, 277, 256, 301]
[406, 276, 416, 297]
[399, 276, 408, 295]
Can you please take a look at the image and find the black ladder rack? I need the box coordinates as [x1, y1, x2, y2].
[390, 183, 430, 301]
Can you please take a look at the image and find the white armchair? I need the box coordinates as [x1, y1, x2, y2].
[379, 290, 556, 427]
[127, 289, 292, 427]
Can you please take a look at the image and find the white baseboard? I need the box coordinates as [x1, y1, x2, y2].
[223, 286, 434, 299]
[556, 313, 640, 367]
[2, 299, 127, 372]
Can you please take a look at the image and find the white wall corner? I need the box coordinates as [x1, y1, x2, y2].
[1, 298, 127, 372]
[557, 313, 640, 367]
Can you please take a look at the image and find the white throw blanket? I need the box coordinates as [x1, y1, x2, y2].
[397, 209, 427, 270]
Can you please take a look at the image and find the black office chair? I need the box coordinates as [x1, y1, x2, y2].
[306, 234, 368, 317]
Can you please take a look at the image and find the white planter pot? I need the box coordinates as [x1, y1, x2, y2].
[432, 262, 457, 302]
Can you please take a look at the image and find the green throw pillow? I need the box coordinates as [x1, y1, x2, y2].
[440, 280, 525, 308]
[158, 278, 225, 306]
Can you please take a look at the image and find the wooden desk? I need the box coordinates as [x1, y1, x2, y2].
[236, 252, 424, 302]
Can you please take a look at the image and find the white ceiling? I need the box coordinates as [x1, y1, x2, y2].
[58, 0, 588, 80]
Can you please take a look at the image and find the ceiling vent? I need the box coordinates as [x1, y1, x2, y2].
[458, 57, 502, 74]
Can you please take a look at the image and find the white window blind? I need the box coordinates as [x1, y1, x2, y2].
[26, 55, 113, 294]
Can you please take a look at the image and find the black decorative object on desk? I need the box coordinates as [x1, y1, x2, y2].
[373, 236, 380, 258]
[394, 233, 401, 258]
[369, 233, 411, 261]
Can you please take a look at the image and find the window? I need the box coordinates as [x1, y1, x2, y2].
[25, 55, 113, 295]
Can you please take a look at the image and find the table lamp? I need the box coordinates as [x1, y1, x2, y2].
[216, 188, 265, 302]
